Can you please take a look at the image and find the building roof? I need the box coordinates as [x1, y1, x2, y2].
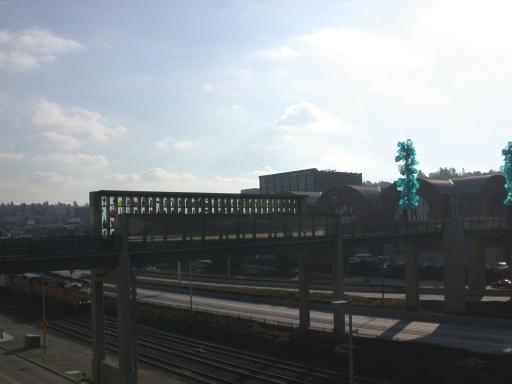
[346, 185, 382, 201]
[258, 168, 361, 177]
[421, 174, 504, 194]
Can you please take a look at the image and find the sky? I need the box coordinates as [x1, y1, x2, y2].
[1, 0, 512, 203]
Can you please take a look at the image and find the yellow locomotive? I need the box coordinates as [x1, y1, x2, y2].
[9, 274, 90, 309]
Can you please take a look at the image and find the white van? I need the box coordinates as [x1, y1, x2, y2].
[348, 253, 373, 264]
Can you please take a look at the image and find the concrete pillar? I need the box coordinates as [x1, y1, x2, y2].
[91, 217, 137, 384]
[467, 239, 486, 292]
[298, 255, 310, 331]
[332, 239, 345, 337]
[503, 236, 512, 264]
[404, 242, 419, 311]
[443, 219, 466, 314]
[117, 218, 137, 384]
[116, 251, 137, 384]
[91, 270, 105, 384]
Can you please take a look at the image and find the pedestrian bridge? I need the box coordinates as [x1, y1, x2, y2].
[0, 214, 510, 273]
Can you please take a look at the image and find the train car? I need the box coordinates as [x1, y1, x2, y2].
[9, 274, 90, 309]
[9, 273, 40, 298]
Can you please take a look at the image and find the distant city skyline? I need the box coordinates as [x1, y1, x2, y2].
[1, 0, 511, 203]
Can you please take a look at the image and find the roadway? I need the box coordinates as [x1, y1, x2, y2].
[129, 286, 512, 354]
[136, 274, 512, 302]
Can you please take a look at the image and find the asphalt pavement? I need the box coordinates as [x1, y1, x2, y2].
[128, 286, 512, 354]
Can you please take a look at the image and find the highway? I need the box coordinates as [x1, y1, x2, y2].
[130, 286, 512, 355]
[137, 274, 512, 302]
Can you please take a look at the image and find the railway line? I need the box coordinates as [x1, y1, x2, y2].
[0, 299, 387, 384]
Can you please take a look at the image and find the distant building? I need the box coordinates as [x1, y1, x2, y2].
[259, 168, 362, 194]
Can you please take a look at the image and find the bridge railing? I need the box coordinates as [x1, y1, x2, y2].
[339, 220, 444, 238]
[0, 236, 121, 260]
[462, 217, 512, 231]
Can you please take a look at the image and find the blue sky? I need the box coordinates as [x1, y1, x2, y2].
[1, 0, 512, 203]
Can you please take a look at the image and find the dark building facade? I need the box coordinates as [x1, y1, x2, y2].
[316, 174, 510, 223]
[259, 168, 362, 194]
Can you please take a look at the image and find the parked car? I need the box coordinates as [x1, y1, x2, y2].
[144, 265, 159, 273]
[489, 279, 512, 289]
[494, 261, 510, 270]
[349, 253, 373, 264]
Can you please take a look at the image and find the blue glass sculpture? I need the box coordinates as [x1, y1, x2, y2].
[501, 141, 512, 206]
[395, 139, 420, 209]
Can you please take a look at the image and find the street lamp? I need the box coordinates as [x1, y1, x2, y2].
[331, 300, 354, 384]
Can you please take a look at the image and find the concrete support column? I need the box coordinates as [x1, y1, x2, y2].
[443, 219, 466, 314]
[117, 218, 137, 384]
[332, 239, 345, 337]
[91, 270, 105, 384]
[503, 236, 512, 264]
[298, 255, 310, 332]
[116, 251, 137, 384]
[467, 239, 486, 292]
[404, 242, 419, 311]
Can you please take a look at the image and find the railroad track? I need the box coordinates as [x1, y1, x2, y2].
[0, 299, 388, 384]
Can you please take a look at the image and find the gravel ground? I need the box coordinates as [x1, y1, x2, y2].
[0, 309, 186, 383]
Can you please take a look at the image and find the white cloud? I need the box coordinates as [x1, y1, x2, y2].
[257, 46, 300, 60]
[29, 171, 74, 186]
[144, 167, 197, 182]
[100, 168, 259, 193]
[0, 29, 84, 72]
[0, 151, 24, 162]
[268, 102, 365, 150]
[155, 136, 201, 151]
[32, 100, 127, 143]
[247, 166, 277, 177]
[34, 131, 82, 150]
[33, 153, 109, 170]
[201, 83, 214, 92]
[0, 171, 78, 203]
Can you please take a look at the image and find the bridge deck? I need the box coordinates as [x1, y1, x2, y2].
[1, 215, 510, 273]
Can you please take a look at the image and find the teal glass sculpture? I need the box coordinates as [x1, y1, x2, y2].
[395, 139, 420, 209]
[502, 141, 512, 206]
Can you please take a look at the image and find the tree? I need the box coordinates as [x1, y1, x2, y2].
[395, 139, 420, 214]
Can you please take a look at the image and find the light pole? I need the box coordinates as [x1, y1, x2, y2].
[41, 273, 47, 354]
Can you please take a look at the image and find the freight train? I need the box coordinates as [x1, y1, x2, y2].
[7, 273, 90, 309]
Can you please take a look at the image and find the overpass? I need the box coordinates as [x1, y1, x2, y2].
[1, 213, 511, 383]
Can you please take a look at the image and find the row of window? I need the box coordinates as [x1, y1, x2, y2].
[98, 194, 300, 236]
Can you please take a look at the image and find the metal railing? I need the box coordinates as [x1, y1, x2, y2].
[0, 235, 121, 260]
[1, 216, 511, 260]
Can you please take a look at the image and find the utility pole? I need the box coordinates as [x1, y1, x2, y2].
[41, 273, 47, 354]
[177, 261, 182, 283]
[188, 260, 193, 310]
